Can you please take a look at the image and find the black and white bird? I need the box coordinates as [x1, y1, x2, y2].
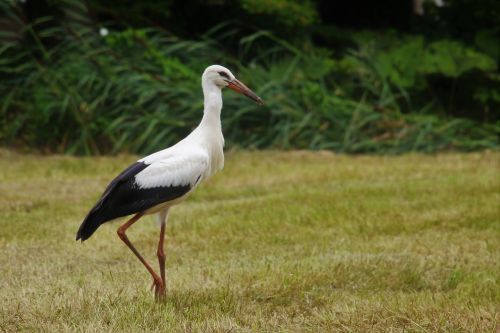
[76, 65, 263, 299]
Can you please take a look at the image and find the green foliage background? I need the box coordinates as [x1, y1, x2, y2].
[0, 0, 498, 154]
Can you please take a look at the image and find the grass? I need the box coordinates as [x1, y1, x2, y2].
[0, 149, 498, 332]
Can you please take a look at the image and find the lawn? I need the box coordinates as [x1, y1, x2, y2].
[0, 150, 498, 332]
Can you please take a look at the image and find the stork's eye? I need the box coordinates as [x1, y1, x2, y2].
[218, 71, 230, 79]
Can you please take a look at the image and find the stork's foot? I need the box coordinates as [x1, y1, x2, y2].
[150, 278, 166, 301]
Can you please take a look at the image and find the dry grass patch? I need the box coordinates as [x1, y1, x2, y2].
[0, 150, 498, 332]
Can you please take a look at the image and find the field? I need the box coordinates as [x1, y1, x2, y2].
[0, 150, 498, 332]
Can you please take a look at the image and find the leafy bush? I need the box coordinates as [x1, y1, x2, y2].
[0, 1, 498, 155]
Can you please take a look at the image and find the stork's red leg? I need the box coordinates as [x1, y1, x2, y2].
[117, 213, 163, 300]
[154, 210, 168, 299]
[156, 219, 167, 298]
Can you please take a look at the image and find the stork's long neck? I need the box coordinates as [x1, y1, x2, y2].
[198, 78, 225, 173]
[200, 79, 222, 132]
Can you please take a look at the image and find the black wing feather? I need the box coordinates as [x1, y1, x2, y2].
[76, 161, 192, 241]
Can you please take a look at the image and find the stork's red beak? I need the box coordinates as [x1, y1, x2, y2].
[227, 79, 264, 105]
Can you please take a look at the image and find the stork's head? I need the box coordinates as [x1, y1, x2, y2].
[203, 65, 263, 105]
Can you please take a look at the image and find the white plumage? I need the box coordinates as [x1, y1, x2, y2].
[135, 65, 231, 191]
[136, 150, 209, 189]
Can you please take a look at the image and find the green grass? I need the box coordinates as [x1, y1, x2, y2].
[0, 150, 498, 332]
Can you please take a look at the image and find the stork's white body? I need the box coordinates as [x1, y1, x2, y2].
[135, 67, 226, 214]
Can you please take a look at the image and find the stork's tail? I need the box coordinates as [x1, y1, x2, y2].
[76, 209, 106, 241]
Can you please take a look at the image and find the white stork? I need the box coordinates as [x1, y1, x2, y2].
[76, 65, 263, 299]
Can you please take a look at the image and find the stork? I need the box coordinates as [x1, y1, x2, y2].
[76, 65, 263, 300]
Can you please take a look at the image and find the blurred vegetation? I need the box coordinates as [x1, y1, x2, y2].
[0, 0, 498, 155]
